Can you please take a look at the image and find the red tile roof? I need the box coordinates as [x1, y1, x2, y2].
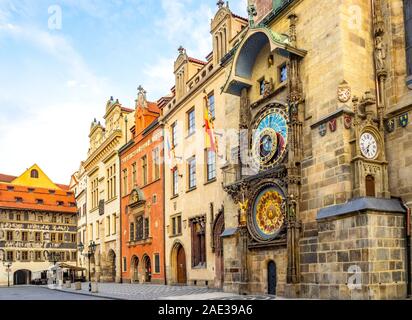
[0, 174, 16, 183]
[232, 13, 248, 22]
[0, 183, 77, 214]
[188, 57, 207, 65]
[121, 107, 134, 113]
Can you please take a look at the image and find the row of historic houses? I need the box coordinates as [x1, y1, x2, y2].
[70, 0, 412, 299]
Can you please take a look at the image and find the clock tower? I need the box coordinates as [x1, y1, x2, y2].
[351, 91, 390, 199]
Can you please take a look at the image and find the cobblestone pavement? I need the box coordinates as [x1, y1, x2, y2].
[50, 282, 282, 300]
[0, 286, 108, 300]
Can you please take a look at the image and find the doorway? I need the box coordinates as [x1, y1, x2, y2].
[268, 261, 277, 295]
[143, 255, 152, 283]
[213, 213, 225, 289]
[107, 250, 116, 282]
[176, 245, 187, 284]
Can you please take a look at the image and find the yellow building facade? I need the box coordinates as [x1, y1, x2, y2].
[80, 98, 135, 283]
[161, 5, 247, 287]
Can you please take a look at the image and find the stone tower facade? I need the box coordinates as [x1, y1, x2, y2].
[221, 0, 412, 299]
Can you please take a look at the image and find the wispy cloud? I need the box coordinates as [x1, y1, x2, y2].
[156, 0, 214, 59]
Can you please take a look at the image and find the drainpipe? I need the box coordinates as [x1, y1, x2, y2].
[402, 201, 412, 298]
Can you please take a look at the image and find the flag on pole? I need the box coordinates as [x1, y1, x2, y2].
[204, 95, 216, 152]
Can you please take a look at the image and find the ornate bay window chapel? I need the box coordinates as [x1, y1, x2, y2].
[127, 188, 150, 244]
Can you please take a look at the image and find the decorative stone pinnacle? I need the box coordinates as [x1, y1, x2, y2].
[217, 0, 224, 8]
[247, 4, 257, 28]
[178, 46, 186, 55]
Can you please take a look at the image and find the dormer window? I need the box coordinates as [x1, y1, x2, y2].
[280, 64, 288, 83]
[49, 190, 55, 194]
[31, 169, 39, 179]
[15, 197, 23, 203]
[28, 188, 35, 193]
[36, 199, 44, 204]
[57, 201, 64, 206]
[259, 78, 266, 96]
[7, 186, 14, 191]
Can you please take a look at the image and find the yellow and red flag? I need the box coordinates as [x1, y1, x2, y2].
[204, 95, 216, 152]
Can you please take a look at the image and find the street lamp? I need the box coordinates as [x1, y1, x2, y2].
[78, 241, 96, 292]
[2, 260, 12, 288]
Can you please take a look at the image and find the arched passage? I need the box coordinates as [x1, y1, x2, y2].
[14, 270, 31, 285]
[131, 256, 139, 283]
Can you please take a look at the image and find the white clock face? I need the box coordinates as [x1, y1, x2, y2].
[360, 132, 378, 159]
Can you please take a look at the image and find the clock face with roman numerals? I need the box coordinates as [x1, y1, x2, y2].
[360, 132, 378, 159]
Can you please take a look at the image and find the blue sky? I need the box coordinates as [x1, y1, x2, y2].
[0, 0, 247, 184]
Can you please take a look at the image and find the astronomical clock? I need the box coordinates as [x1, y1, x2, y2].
[251, 107, 288, 170]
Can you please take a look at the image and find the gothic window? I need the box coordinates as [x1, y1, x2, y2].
[187, 108, 196, 135]
[154, 253, 160, 273]
[106, 163, 117, 200]
[31, 169, 39, 178]
[91, 177, 99, 209]
[6, 251, 13, 261]
[206, 149, 216, 181]
[35, 251, 42, 261]
[190, 218, 206, 268]
[21, 251, 29, 261]
[366, 175, 376, 197]
[142, 156, 148, 186]
[136, 216, 144, 241]
[130, 223, 135, 241]
[132, 162, 137, 186]
[144, 218, 150, 239]
[123, 169, 128, 196]
[22, 232, 28, 242]
[208, 93, 215, 119]
[188, 157, 196, 189]
[404, 0, 412, 76]
[171, 215, 182, 236]
[35, 232, 41, 242]
[171, 122, 178, 147]
[6, 231, 13, 241]
[280, 64, 288, 83]
[259, 78, 266, 96]
[172, 168, 179, 197]
[153, 148, 160, 181]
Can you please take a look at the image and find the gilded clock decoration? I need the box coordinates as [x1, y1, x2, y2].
[252, 187, 285, 240]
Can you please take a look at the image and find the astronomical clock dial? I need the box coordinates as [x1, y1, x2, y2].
[252, 108, 288, 169]
[252, 187, 285, 240]
[360, 132, 378, 159]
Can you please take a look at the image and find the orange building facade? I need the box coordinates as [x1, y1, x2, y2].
[119, 87, 165, 284]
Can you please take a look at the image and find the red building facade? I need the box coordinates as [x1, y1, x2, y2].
[119, 88, 165, 284]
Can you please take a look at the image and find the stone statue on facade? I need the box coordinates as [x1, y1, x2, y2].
[374, 36, 386, 72]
